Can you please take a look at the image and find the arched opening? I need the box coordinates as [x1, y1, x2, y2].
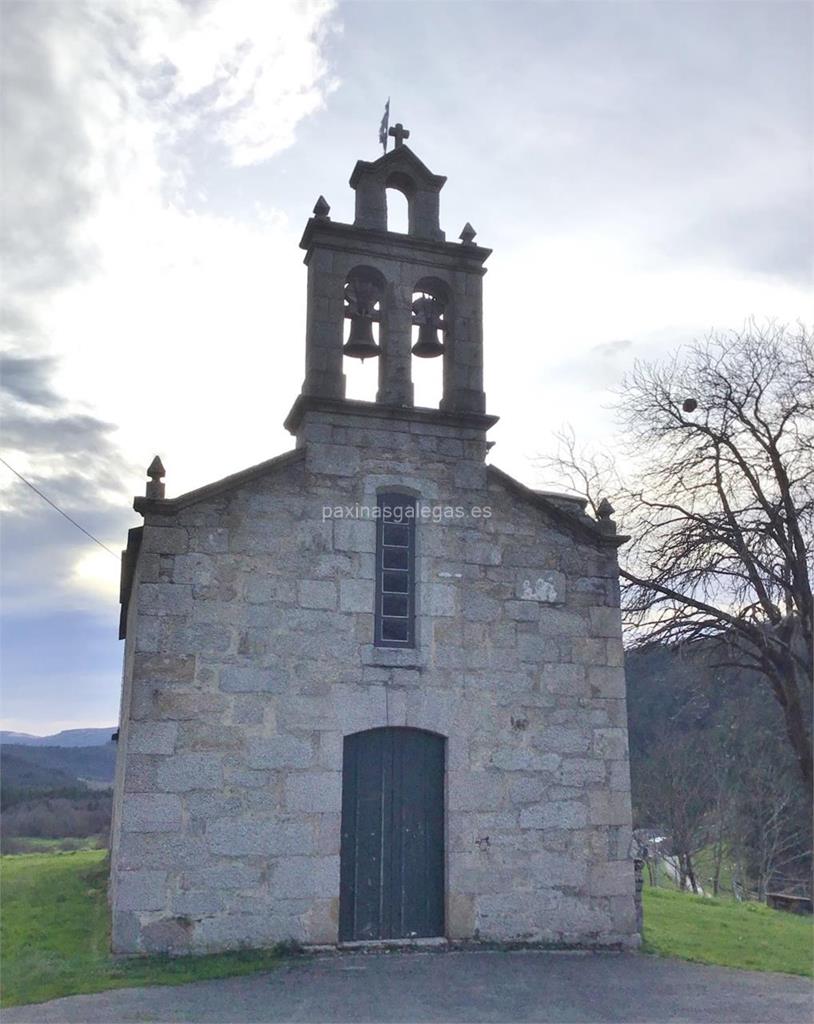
[384, 171, 414, 234]
[411, 276, 449, 409]
[384, 188, 409, 234]
[343, 265, 385, 401]
[339, 727, 445, 941]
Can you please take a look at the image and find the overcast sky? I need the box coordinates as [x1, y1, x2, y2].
[1, 0, 811, 734]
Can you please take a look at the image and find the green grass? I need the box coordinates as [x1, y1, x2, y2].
[642, 885, 814, 977]
[3, 851, 812, 1007]
[648, 847, 739, 898]
[0, 850, 282, 1008]
[16, 837, 97, 852]
[689, 846, 736, 896]
[1, 836, 104, 855]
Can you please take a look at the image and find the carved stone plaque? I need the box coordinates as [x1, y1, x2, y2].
[516, 570, 566, 604]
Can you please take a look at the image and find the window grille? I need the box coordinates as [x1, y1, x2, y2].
[375, 492, 416, 647]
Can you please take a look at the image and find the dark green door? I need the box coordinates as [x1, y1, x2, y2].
[339, 727, 445, 941]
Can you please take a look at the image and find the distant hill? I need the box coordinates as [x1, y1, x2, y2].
[0, 751, 80, 793]
[0, 743, 117, 845]
[0, 727, 116, 747]
[0, 743, 116, 796]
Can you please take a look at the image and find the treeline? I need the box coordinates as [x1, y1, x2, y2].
[1, 742, 116, 785]
[0, 744, 115, 853]
[2, 794, 112, 845]
[627, 641, 812, 898]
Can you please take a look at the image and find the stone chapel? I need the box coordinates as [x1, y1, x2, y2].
[110, 129, 639, 954]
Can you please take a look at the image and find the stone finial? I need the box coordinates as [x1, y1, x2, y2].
[596, 497, 616, 535]
[313, 195, 331, 220]
[459, 222, 477, 245]
[146, 455, 165, 499]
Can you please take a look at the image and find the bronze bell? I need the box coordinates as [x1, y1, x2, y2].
[411, 295, 444, 358]
[343, 316, 380, 360]
[412, 322, 444, 358]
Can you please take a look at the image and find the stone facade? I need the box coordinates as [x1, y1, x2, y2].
[110, 138, 638, 954]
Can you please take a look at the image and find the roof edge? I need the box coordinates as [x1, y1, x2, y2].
[119, 526, 143, 638]
[298, 219, 491, 265]
[134, 448, 305, 517]
[487, 465, 629, 548]
[349, 145, 447, 189]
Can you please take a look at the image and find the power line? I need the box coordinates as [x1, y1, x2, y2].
[0, 455, 119, 560]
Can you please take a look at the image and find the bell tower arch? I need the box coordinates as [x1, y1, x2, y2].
[286, 127, 494, 440]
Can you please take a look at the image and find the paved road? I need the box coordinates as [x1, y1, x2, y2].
[4, 950, 812, 1023]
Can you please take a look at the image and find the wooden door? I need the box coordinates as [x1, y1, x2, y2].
[339, 727, 444, 941]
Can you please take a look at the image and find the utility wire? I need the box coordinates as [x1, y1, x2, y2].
[0, 455, 119, 559]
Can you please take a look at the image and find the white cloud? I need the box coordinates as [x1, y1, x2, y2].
[49, 202, 304, 495]
[137, 0, 339, 166]
[1, 0, 339, 613]
[2, 0, 811, 730]
[71, 548, 121, 604]
[482, 230, 811, 483]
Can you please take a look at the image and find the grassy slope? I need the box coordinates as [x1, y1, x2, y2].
[648, 846, 738, 897]
[689, 846, 736, 896]
[0, 851, 281, 1008]
[2, 837, 103, 853]
[2, 852, 812, 1008]
[642, 886, 814, 977]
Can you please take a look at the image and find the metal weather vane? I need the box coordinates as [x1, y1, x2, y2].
[378, 98, 390, 153]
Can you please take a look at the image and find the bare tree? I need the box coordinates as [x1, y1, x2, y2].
[539, 322, 814, 796]
[729, 730, 812, 899]
[705, 725, 738, 897]
[633, 734, 710, 893]
[536, 424, 621, 519]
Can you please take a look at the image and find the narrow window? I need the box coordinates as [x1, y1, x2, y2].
[375, 493, 416, 647]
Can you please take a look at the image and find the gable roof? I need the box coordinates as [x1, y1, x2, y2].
[487, 465, 628, 548]
[121, 449, 304, 637]
[133, 448, 305, 517]
[120, 450, 623, 634]
[349, 145, 447, 191]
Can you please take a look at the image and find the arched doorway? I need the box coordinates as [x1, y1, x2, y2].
[339, 727, 445, 941]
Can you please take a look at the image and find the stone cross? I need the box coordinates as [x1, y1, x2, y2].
[388, 123, 410, 148]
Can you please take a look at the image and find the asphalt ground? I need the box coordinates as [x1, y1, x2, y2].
[5, 949, 812, 1024]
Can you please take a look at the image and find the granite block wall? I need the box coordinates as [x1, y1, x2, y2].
[109, 410, 638, 953]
